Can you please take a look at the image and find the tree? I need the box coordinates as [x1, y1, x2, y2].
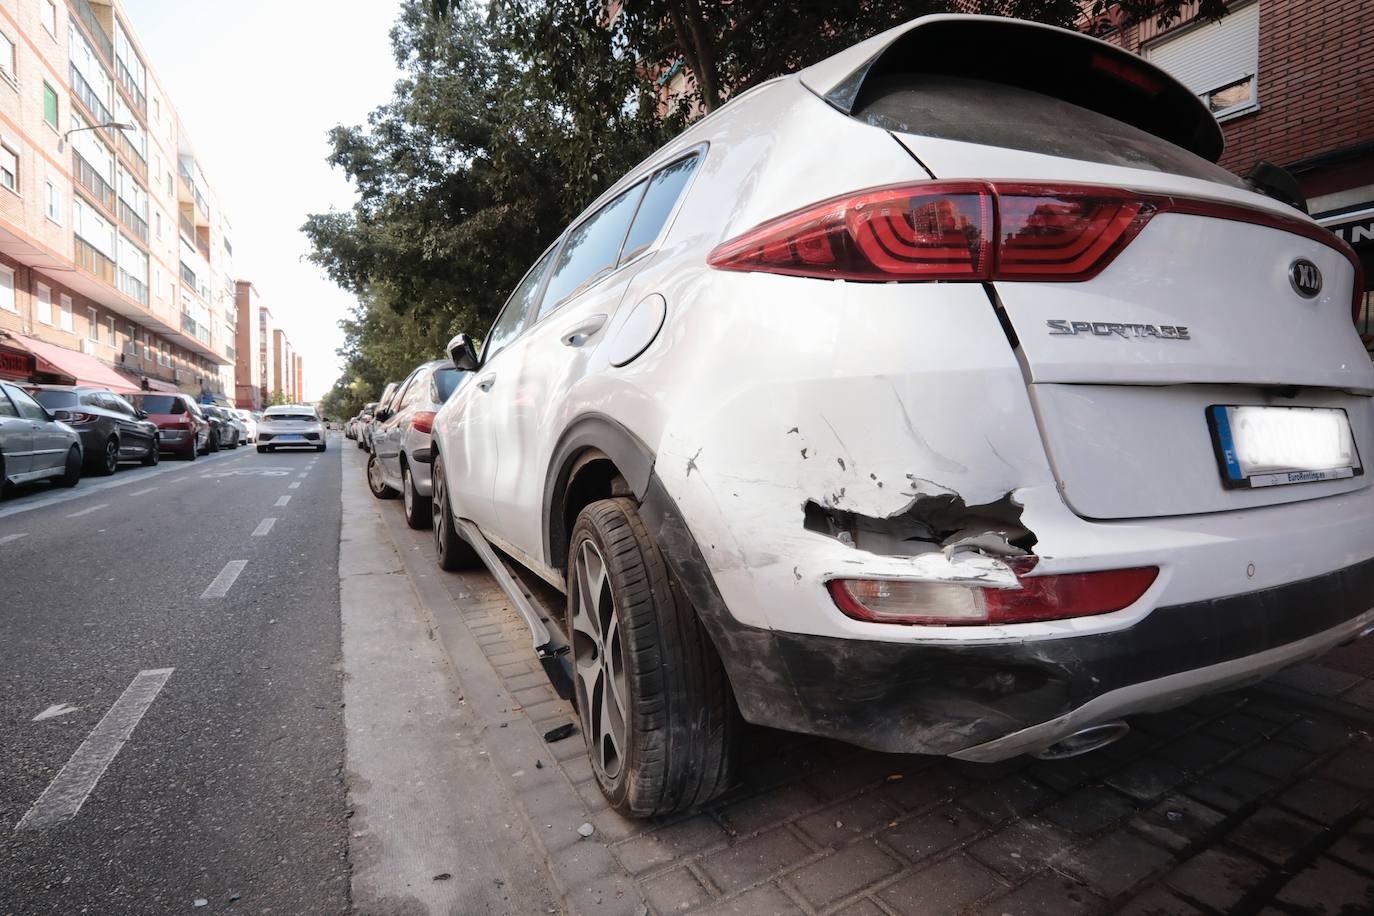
[269, 389, 291, 406]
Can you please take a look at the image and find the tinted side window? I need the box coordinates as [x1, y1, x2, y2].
[483, 249, 555, 363]
[620, 156, 700, 264]
[432, 368, 464, 402]
[0, 386, 18, 418]
[402, 370, 431, 408]
[539, 181, 647, 317]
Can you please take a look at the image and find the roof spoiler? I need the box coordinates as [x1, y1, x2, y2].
[798, 14, 1224, 163]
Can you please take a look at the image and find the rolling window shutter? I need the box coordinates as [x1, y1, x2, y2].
[1145, 2, 1260, 95]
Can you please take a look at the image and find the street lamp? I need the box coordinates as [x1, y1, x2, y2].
[61, 121, 135, 151]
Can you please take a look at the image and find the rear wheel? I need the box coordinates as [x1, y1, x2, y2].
[402, 464, 431, 530]
[95, 436, 119, 476]
[256, 445, 267, 454]
[185, 441, 198, 461]
[57, 446, 82, 487]
[432, 454, 480, 571]
[208, 432, 220, 453]
[367, 453, 398, 499]
[141, 439, 160, 466]
[567, 497, 738, 817]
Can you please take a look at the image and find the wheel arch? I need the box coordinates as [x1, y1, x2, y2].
[543, 413, 655, 573]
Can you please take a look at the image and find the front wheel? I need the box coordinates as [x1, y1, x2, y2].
[431, 454, 481, 571]
[207, 433, 220, 453]
[402, 464, 431, 530]
[57, 446, 82, 487]
[567, 497, 738, 817]
[367, 453, 398, 499]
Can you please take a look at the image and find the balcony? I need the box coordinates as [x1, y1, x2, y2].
[117, 199, 148, 243]
[117, 268, 148, 304]
[75, 236, 115, 285]
[73, 151, 115, 211]
[69, 64, 114, 134]
[73, 0, 113, 63]
[180, 262, 197, 290]
[179, 211, 195, 241]
[116, 58, 147, 117]
[117, 132, 148, 180]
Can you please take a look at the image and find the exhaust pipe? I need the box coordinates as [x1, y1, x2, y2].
[1032, 721, 1130, 761]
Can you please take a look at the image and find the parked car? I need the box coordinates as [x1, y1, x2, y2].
[234, 409, 259, 443]
[367, 359, 470, 528]
[130, 393, 210, 460]
[257, 404, 326, 452]
[353, 403, 378, 448]
[428, 15, 1374, 818]
[199, 405, 239, 451]
[0, 381, 83, 493]
[364, 387, 398, 453]
[26, 385, 159, 474]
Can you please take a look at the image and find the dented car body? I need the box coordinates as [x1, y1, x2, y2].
[431, 15, 1374, 814]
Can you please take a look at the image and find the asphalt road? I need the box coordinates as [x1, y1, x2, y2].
[0, 438, 349, 915]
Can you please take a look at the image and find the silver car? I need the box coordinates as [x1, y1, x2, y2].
[256, 404, 326, 452]
[0, 381, 83, 493]
[367, 360, 469, 528]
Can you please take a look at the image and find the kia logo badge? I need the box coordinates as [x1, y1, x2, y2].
[1289, 258, 1322, 298]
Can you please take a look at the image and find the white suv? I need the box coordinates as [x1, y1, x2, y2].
[429, 15, 1374, 817]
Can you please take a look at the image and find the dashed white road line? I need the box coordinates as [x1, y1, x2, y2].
[0, 533, 28, 546]
[297, 473, 309, 478]
[129, 487, 157, 497]
[252, 518, 276, 537]
[16, 668, 174, 830]
[201, 560, 248, 599]
[288, 482, 300, 490]
[275, 495, 291, 507]
[65, 503, 108, 519]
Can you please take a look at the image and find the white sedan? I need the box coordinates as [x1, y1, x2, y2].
[256, 405, 325, 453]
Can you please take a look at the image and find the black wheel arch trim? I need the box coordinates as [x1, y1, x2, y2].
[542, 413, 656, 569]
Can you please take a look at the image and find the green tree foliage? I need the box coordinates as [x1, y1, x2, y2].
[309, 0, 1228, 399]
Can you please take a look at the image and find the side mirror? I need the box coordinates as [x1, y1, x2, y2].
[447, 333, 480, 372]
[374, 407, 392, 422]
[1245, 160, 1307, 213]
[136, 409, 149, 420]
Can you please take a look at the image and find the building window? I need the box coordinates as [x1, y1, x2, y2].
[42, 0, 58, 36]
[107, 315, 115, 344]
[44, 180, 60, 222]
[59, 293, 73, 331]
[155, 211, 162, 238]
[87, 307, 98, 341]
[0, 265, 14, 312]
[0, 33, 15, 83]
[126, 323, 136, 355]
[35, 282, 51, 324]
[0, 146, 16, 192]
[1145, 2, 1261, 122]
[42, 83, 58, 129]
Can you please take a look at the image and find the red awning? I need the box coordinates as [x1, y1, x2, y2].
[139, 377, 180, 393]
[3, 333, 142, 394]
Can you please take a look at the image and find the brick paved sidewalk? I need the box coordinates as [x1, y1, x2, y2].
[430, 564, 1374, 916]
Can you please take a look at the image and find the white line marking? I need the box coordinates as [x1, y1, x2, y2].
[0, 533, 28, 546]
[288, 482, 300, 490]
[297, 473, 309, 478]
[130, 488, 157, 497]
[252, 518, 276, 537]
[201, 560, 248, 599]
[33, 703, 80, 722]
[275, 495, 291, 507]
[65, 503, 108, 519]
[16, 668, 174, 830]
[0, 449, 235, 522]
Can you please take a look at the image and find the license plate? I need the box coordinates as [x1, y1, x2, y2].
[1208, 405, 1362, 489]
[278, 434, 304, 442]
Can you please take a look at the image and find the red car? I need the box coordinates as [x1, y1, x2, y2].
[130, 393, 211, 460]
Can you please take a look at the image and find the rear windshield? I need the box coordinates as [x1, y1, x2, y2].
[133, 395, 185, 414]
[31, 390, 78, 408]
[433, 368, 466, 401]
[854, 74, 1245, 188]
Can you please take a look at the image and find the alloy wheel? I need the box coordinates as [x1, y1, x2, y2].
[432, 470, 446, 553]
[104, 439, 119, 474]
[571, 538, 629, 782]
[402, 467, 413, 514]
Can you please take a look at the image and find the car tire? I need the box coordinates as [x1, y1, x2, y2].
[186, 441, 198, 461]
[57, 445, 82, 487]
[567, 497, 739, 817]
[432, 454, 481, 571]
[94, 436, 119, 476]
[367, 453, 398, 499]
[402, 464, 431, 530]
[257, 445, 267, 454]
[142, 440, 160, 466]
[317, 443, 326, 453]
[208, 434, 220, 453]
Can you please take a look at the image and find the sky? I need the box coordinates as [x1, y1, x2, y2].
[122, 0, 405, 401]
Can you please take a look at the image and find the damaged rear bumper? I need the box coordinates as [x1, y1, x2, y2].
[642, 474, 1374, 759]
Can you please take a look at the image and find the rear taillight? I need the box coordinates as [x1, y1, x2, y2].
[828, 562, 1158, 627]
[710, 181, 1366, 319]
[410, 411, 437, 434]
[65, 411, 99, 424]
[167, 419, 192, 430]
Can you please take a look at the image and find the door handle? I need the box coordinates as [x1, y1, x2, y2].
[477, 373, 496, 392]
[561, 314, 607, 348]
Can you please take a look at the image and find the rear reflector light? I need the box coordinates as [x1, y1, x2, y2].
[828, 564, 1158, 626]
[410, 410, 437, 435]
[710, 181, 1366, 320]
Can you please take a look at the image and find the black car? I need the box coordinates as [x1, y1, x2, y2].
[27, 385, 159, 475]
[199, 405, 239, 451]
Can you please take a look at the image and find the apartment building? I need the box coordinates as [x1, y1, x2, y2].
[0, 0, 237, 401]
[233, 282, 306, 408]
[1093, 0, 1373, 351]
